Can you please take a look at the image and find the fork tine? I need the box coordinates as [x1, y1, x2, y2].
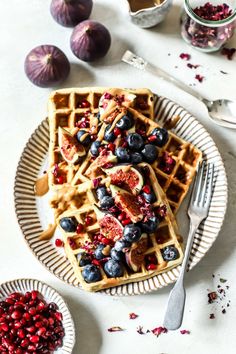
[190, 161, 205, 205]
[204, 163, 215, 209]
[199, 163, 210, 206]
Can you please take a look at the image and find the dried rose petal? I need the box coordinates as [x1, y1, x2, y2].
[187, 63, 200, 69]
[104, 92, 113, 100]
[151, 326, 168, 336]
[221, 47, 236, 60]
[108, 326, 124, 332]
[180, 53, 191, 60]
[193, 3, 232, 21]
[180, 329, 190, 335]
[137, 326, 145, 335]
[195, 74, 204, 83]
[129, 313, 138, 320]
[209, 313, 215, 319]
[208, 291, 217, 303]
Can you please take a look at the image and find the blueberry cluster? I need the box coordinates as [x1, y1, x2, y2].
[96, 186, 114, 210]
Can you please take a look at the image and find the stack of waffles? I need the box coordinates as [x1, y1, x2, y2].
[47, 87, 202, 292]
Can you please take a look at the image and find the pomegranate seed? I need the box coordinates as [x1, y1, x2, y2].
[9, 293, 21, 300]
[28, 344, 36, 351]
[118, 212, 126, 221]
[147, 264, 157, 270]
[29, 335, 39, 343]
[121, 140, 128, 148]
[114, 127, 121, 137]
[81, 99, 90, 108]
[142, 185, 151, 194]
[37, 301, 46, 311]
[85, 215, 93, 226]
[148, 135, 157, 143]
[55, 238, 64, 247]
[28, 307, 36, 316]
[26, 326, 36, 333]
[107, 143, 115, 152]
[17, 329, 26, 339]
[14, 321, 22, 329]
[5, 298, 14, 305]
[37, 326, 46, 336]
[56, 176, 64, 184]
[122, 218, 131, 226]
[76, 223, 83, 234]
[48, 318, 54, 326]
[11, 310, 22, 320]
[147, 255, 157, 263]
[1, 323, 9, 332]
[30, 291, 39, 301]
[101, 237, 111, 245]
[92, 259, 100, 266]
[23, 312, 31, 321]
[21, 338, 29, 348]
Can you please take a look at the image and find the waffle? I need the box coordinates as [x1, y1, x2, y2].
[47, 87, 154, 190]
[57, 163, 183, 292]
[72, 102, 202, 213]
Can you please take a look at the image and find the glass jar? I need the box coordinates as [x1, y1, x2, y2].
[181, 0, 236, 52]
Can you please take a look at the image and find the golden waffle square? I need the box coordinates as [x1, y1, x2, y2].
[56, 163, 183, 292]
[72, 102, 202, 213]
[47, 87, 155, 190]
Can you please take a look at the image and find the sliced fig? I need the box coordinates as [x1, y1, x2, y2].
[85, 151, 117, 178]
[126, 234, 148, 272]
[110, 185, 143, 223]
[58, 127, 85, 164]
[93, 205, 123, 241]
[104, 165, 143, 195]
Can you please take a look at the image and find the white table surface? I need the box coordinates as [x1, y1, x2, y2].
[1, 1, 236, 353]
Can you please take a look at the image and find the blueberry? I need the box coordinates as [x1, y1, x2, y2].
[140, 216, 159, 233]
[96, 186, 108, 201]
[100, 196, 114, 209]
[110, 248, 125, 262]
[123, 224, 142, 243]
[114, 239, 131, 252]
[59, 217, 78, 232]
[90, 141, 101, 156]
[141, 144, 158, 163]
[76, 130, 91, 146]
[96, 112, 101, 120]
[127, 133, 144, 151]
[115, 147, 130, 162]
[130, 152, 143, 164]
[104, 259, 124, 277]
[162, 246, 179, 261]
[149, 128, 169, 147]
[116, 114, 134, 130]
[78, 253, 92, 267]
[82, 264, 102, 283]
[104, 124, 116, 142]
[142, 191, 157, 204]
[94, 244, 109, 260]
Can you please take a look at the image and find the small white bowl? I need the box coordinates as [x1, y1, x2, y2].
[0, 278, 75, 354]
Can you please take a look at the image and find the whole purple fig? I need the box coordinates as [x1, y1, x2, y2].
[50, 0, 93, 27]
[24, 45, 70, 87]
[70, 20, 111, 62]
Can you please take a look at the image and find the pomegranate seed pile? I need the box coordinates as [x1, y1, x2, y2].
[0, 290, 64, 353]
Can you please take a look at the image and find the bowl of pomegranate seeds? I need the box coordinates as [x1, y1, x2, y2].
[181, 0, 236, 52]
[0, 279, 75, 353]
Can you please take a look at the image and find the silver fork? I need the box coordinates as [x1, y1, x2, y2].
[163, 161, 215, 330]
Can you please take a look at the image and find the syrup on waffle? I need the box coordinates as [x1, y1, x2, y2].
[57, 163, 183, 292]
[48, 87, 154, 190]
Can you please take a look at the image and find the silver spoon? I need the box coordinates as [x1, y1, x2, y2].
[122, 50, 236, 129]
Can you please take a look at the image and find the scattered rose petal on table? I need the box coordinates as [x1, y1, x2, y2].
[180, 329, 190, 335]
[108, 326, 125, 332]
[129, 313, 138, 319]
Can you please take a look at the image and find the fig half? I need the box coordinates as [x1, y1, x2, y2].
[103, 164, 143, 195]
[93, 205, 123, 241]
[58, 127, 85, 163]
[126, 234, 148, 272]
[110, 185, 143, 223]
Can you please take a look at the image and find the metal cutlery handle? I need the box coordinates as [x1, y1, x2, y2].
[122, 50, 204, 101]
[163, 222, 198, 330]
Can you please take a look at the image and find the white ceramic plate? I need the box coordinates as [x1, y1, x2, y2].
[0, 278, 75, 353]
[14, 95, 228, 295]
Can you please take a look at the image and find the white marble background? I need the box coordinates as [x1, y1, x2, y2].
[0, 1, 236, 353]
